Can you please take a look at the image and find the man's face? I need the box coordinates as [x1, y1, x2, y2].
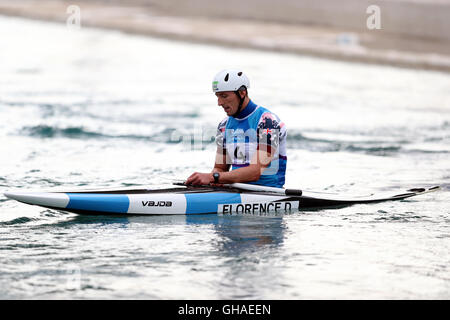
[215, 91, 240, 116]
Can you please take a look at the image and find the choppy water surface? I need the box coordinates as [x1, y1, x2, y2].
[0, 16, 449, 299]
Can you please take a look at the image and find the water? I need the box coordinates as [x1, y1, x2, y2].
[0, 16, 449, 299]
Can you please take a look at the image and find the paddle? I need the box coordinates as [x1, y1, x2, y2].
[229, 183, 302, 195]
[174, 180, 302, 196]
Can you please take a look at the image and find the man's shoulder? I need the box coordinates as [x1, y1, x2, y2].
[255, 107, 284, 130]
[217, 116, 229, 130]
[253, 104, 279, 119]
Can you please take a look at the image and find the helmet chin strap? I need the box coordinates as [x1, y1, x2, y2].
[231, 91, 245, 118]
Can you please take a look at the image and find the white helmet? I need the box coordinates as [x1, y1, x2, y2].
[212, 69, 250, 93]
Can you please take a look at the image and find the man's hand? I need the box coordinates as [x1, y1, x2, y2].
[185, 172, 214, 186]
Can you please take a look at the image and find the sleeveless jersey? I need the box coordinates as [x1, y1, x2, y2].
[215, 100, 287, 187]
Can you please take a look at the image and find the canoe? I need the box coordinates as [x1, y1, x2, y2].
[3, 184, 440, 215]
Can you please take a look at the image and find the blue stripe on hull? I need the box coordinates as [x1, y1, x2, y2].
[66, 193, 130, 213]
[184, 193, 241, 214]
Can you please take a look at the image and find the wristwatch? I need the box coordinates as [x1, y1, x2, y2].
[213, 172, 220, 183]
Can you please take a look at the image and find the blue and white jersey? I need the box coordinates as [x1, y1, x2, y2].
[216, 100, 287, 187]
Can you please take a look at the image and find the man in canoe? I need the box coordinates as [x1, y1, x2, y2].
[186, 69, 287, 188]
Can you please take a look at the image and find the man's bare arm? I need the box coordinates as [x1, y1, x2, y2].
[186, 145, 276, 185]
[212, 146, 275, 184]
[212, 147, 230, 173]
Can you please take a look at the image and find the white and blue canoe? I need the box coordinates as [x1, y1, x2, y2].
[3, 183, 440, 215]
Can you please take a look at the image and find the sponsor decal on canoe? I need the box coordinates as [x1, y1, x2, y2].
[218, 201, 299, 214]
[142, 200, 173, 207]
